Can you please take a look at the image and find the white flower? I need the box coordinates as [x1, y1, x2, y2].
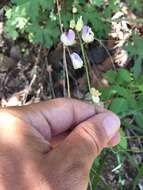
[60, 29, 75, 46]
[82, 25, 94, 43]
[92, 96, 100, 104]
[75, 16, 83, 32]
[70, 19, 76, 29]
[90, 88, 101, 103]
[70, 52, 83, 69]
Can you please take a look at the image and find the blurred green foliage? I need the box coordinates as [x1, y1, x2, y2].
[4, 0, 120, 47]
[101, 68, 143, 133]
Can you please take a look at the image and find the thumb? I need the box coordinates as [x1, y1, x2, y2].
[61, 111, 120, 168]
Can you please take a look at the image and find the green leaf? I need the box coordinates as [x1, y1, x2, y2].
[128, 0, 143, 13]
[11, 0, 28, 4]
[109, 98, 129, 114]
[104, 70, 117, 84]
[4, 23, 19, 40]
[82, 4, 110, 37]
[134, 112, 143, 128]
[117, 68, 132, 84]
[131, 57, 142, 78]
[137, 93, 143, 106]
[100, 86, 115, 100]
[132, 165, 143, 190]
[111, 85, 131, 98]
[101, 85, 137, 109]
[40, 0, 54, 9]
[123, 119, 143, 133]
[90, 0, 104, 6]
[119, 128, 128, 150]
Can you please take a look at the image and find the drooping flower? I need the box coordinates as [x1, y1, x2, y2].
[75, 16, 83, 32]
[60, 29, 75, 46]
[70, 19, 76, 29]
[82, 25, 94, 43]
[90, 88, 101, 103]
[70, 52, 83, 69]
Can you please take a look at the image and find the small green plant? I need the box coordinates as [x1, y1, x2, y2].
[125, 32, 143, 78]
[101, 68, 143, 124]
[90, 68, 143, 189]
[5, 0, 120, 47]
[128, 0, 143, 14]
[5, 0, 59, 47]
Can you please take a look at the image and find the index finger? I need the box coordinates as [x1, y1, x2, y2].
[5, 98, 100, 140]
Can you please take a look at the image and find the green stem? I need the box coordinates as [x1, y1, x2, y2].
[77, 32, 91, 92]
[63, 45, 71, 97]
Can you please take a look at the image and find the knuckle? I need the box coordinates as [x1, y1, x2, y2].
[81, 124, 101, 154]
[75, 122, 102, 156]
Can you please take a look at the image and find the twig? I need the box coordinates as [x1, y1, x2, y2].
[46, 59, 56, 98]
[23, 73, 37, 105]
[22, 45, 42, 104]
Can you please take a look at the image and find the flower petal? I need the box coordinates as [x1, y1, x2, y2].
[70, 52, 83, 69]
[67, 29, 75, 42]
[60, 29, 75, 46]
[82, 25, 94, 43]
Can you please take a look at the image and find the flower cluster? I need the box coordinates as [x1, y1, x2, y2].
[60, 14, 100, 104]
[60, 16, 95, 70]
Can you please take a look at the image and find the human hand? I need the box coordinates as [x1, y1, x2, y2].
[0, 98, 120, 190]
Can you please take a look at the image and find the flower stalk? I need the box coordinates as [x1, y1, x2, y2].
[63, 45, 71, 97]
[77, 32, 91, 91]
[56, 0, 71, 97]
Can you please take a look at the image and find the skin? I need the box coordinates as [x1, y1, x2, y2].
[0, 98, 120, 190]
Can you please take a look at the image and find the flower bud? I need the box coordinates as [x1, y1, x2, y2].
[70, 19, 76, 29]
[75, 16, 83, 32]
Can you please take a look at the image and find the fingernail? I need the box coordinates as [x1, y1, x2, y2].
[102, 114, 120, 138]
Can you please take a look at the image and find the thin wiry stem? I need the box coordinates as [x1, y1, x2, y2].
[77, 32, 91, 92]
[56, 0, 63, 33]
[56, 0, 71, 97]
[94, 36, 117, 71]
[63, 45, 71, 97]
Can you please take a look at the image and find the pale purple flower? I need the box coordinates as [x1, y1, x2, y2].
[70, 52, 83, 69]
[60, 29, 75, 46]
[82, 25, 94, 43]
